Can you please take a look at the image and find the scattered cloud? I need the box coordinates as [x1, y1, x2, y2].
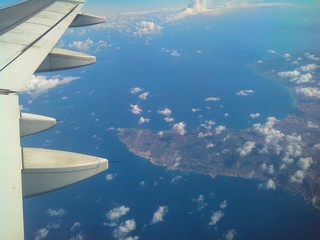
[113, 219, 136, 240]
[161, 48, 183, 57]
[130, 104, 142, 114]
[223, 229, 237, 240]
[307, 121, 319, 129]
[35, 228, 49, 240]
[236, 89, 255, 96]
[209, 210, 224, 226]
[21, 75, 80, 96]
[249, 113, 261, 119]
[299, 63, 317, 72]
[71, 222, 81, 232]
[192, 108, 201, 112]
[164, 117, 175, 123]
[130, 87, 143, 94]
[106, 173, 114, 181]
[305, 52, 320, 61]
[133, 21, 162, 37]
[47, 208, 66, 217]
[172, 122, 187, 135]
[192, 194, 208, 211]
[205, 97, 220, 101]
[138, 117, 150, 124]
[295, 87, 320, 99]
[298, 157, 313, 171]
[215, 125, 226, 135]
[290, 170, 305, 184]
[237, 141, 255, 157]
[139, 92, 149, 100]
[220, 200, 228, 209]
[69, 38, 94, 51]
[106, 206, 130, 227]
[260, 163, 274, 175]
[158, 108, 172, 116]
[151, 206, 168, 225]
[70, 233, 85, 240]
[259, 179, 276, 190]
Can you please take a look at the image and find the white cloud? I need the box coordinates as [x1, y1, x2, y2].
[151, 206, 168, 225]
[249, 113, 261, 119]
[69, 38, 94, 51]
[260, 163, 274, 174]
[300, 63, 317, 72]
[295, 87, 320, 99]
[290, 170, 305, 184]
[70, 233, 85, 240]
[130, 104, 142, 114]
[278, 70, 301, 78]
[172, 122, 186, 135]
[298, 157, 313, 171]
[259, 179, 276, 190]
[193, 194, 208, 211]
[161, 48, 183, 57]
[205, 97, 220, 101]
[307, 121, 319, 129]
[21, 75, 80, 96]
[138, 117, 150, 124]
[113, 219, 136, 239]
[133, 21, 162, 37]
[138, 92, 149, 100]
[237, 141, 255, 157]
[236, 89, 255, 96]
[106, 174, 114, 181]
[223, 229, 237, 240]
[209, 210, 224, 226]
[130, 87, 143, 94]
[164, 117, 175, 123]
[158, 108, 172, 116]
[220, 200, 228, 209]
[253, 117, 284, 154]
[305, 52, 320, 61]
[192, 108, 201, 112]
[106, 206, 130, 226]
[35, 228, 49, 240]
[268, 49, 277, 54]
[283, 53, 291, 59]
[215, 125, 226, 135]
[47, 208, 66, 217]
[71, 222, 81, 232]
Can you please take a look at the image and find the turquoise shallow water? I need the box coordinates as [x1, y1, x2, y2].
[21, 5, 320, 240]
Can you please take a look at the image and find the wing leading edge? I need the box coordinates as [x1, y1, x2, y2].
[0, 1, 107, 239]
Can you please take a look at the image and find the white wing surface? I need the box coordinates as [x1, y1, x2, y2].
[0, 1, 107, 239]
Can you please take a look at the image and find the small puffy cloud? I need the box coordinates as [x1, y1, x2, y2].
[113, 219, 136, 239]
[305, 52, 320, 61]
[192, 108, 201, 112]
[290, 170, 305, 184]
[172, 122, 186, 135]
[253, 117, 284, 154]
[205, 97, 220, 101]
[192, 194, 208, 211]
[220, 200, 228, 209]
[215, 125, 226, 135]
[158, 108, 172, 116]
[307, 121, 319, 129]
[47, 208, 66, 217]
[268, 49, 277, 54]
[237, 141, 255, 157]
[164, 117, 175, 123]
[295, 87, 320, 99]
[133, 21, 162, 37]
[151, 206, 168, 225]
[259, 179, 276, 190]
[35, 228, 49, 240]
[171, 50, 182, 57]
[283, 53, 291, 59]
[106, 206, 130, 225]
[21, 75, 80, 96]
[130, 87, 143, 94]
[71, 222, 81, 232]
[260, 163, 274, 174]
[69, 38, 94, 51]
[298, 157, 313, 171]
[235, 90, 255, 96]
[278, 70, 301, 78]
[70, 233, 85, 240]
[249, 113, 261, 119]
[223, 229, 237, 240]
[138, 117, 150, 124]
[300, 63, 317, 72]
[130, 104, 142, 114]
[106, 173, 114, 181]
[209, 210, 224, 226]
[138, 92, 149, 100]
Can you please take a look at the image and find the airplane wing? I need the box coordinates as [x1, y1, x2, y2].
[0, 1, 108, 239]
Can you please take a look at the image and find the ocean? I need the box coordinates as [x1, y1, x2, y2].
[22, 5, 320, 240]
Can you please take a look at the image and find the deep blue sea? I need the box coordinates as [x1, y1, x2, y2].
[21, 5, 320, 240]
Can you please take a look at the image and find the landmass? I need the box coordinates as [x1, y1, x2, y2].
[118, 52, 320, 209]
